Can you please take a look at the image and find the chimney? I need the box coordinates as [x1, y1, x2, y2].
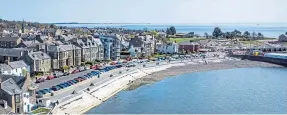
[5, 56, 10, 65]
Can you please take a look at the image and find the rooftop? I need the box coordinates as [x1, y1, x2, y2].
[28, 51, 51, 60]
[0, 37, 20, 42]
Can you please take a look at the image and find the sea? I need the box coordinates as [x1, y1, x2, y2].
[86, 67, 287, 114]
[55, 23, 287, 38]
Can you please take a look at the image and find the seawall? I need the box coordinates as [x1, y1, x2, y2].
[51, 64, 177, 114]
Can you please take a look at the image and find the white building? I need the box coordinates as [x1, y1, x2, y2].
[156, 42, 178, 54]
[0, 60, 30, 76]
[278, 34, 287, 42]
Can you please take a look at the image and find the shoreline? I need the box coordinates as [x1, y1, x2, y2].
[51, 59, 283, 114]
[126, 60, 283, 90]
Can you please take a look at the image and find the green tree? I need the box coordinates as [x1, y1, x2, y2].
[50, 24, 57, 28]
[212, 27, 222, 39]
[166, 28, 171, 35]
[63, 65, 70, 72]
[204, 32, 209, 39]
[170, 26, 176, 35]
[257, 32, 264, 39]
[252, 32, 257, 40]
[243, 31, 250, 39]
[285, 32, 287, 35]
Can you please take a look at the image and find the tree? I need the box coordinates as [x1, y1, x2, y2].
[225, 32, 232, 39]
[257, 32, 264, 39]
[166, 28, 171, 35]
[212, 27, 222, 39]
[252, 32, 257, 40]
[63, 65, 70, 72]
[232, 29, 241, 38]
[50, 24, 57, 28]
[243, 31, 250, 39]
[285, 32, 287, 35]
[170, 26, 176, 35]
[204, 32, 209, 39]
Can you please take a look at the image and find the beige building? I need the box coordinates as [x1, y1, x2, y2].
[47, 44, 81, 70]
[24, 51, 51, 73]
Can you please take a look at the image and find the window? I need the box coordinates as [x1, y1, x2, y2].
[15, 94, 20, 103]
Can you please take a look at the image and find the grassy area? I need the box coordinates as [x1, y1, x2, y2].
[152, 54, 166, 58]
[168, 37, 206, 43]
[31, 107, 50, 114]
[239, 40, 262, 45]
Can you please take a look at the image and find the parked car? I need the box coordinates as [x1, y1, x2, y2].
[36, 78, 45, 83]
[53, 71, 64, 78]
[67, 80, 76, 85]
[46, 75, 55, 80]
[51, 86, 62, 91]
[126, 63, 136, 67]
[63, 72, 70, 76]
[71, 69, 80, 74]
[116, 64, 123, 68]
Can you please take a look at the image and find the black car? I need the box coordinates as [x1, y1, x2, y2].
[63, 72, 70, 76]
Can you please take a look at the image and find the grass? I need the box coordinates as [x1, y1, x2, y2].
[152, 54, 166, 58]
[239, 40, 262, 45]
[168, 37, 206, 43]
[31, 107, 50, 114]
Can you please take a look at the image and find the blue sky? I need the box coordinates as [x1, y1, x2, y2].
[0, 0, 286, 23]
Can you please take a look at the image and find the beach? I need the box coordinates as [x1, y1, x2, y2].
[126, 60, 283, 90]
[51, 58, 283, 114]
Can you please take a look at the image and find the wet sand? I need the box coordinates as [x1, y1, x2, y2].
[126, 60, 283, 90]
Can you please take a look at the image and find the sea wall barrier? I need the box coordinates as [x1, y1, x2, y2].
[51, 64, 174, 114]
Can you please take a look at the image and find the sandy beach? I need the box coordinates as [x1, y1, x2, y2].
[126, 60, 283, 90]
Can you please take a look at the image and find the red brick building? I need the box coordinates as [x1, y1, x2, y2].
[178, 41, 199, 53]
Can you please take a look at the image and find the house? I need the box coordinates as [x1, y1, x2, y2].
[156, 42, 178, 54]
[47, 44, 81, 70]
[0, 48, 28, 63]
[0, 60, 30, 77]
[24, 51, 51, 73]
[157, 32, 167, 38]
[42, 29, 62, 37]
[99, 35, 121, 60]
[278, 34, 287, 42]
[72, 36, 102, 62]
[0, 37, 23, 48]
[178, 41, 200, 53]
[129, 35, 156, 57]
[0, 74, 37, 114]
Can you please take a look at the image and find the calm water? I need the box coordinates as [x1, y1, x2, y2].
[56, 24, 287, 38]
[86, 67, 287, 114]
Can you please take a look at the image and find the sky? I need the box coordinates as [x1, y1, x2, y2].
[0, 0, 286, 24]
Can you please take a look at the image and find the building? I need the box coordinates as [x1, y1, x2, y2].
[47, 44, 81, 70]
[0, 37, 23, 48]
[0, 74, 37, 114]
[72, 36, 102, 62]
[0, 60, 30, 77]
[24, 51, 51, 73]
[99, 35, 121, 60]
[156, 42, 178, 54]
[129, 35, 156, 57]
[278, 34, 287, 42]
[178, 41, 199, 53]
[0, 48, 28, 63]
[42, 29, 62, 37]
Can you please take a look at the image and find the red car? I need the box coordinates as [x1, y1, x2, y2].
[46, 75, 55, 80]
[71, 69, 79, 74]
[90, 65, 97, 70]
[36, 78, 45, 83]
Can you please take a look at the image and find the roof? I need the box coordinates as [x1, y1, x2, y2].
[0, 48, 27, 57]
[178, 41, 199, 45]
[1, 78, 22, 95]
[9, 60, 28, 69]
[0, 64, 12, 71]
[0, 106, 12, 114]
[28, 51, 51, 60]
[47, 44, 80, 52]
[0, 37, 20, 42]
[0, 74, 26, 89]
